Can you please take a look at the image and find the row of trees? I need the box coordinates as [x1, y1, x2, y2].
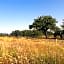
[0, 15, 64, 39]
[10, 30, 43, 37]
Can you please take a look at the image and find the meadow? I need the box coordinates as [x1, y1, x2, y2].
[0, 36, 64, 64]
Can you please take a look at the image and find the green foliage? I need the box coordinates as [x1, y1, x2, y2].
[10, 30, 21, 37]
[10, 30, 43, 37]
[21, 30, 43, 37]
[54, 30, 64, 39]
[0, 33, 9, 36]
[29, 16, 57, 38]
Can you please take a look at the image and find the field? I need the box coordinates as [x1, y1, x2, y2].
[0, 37, 64, 64]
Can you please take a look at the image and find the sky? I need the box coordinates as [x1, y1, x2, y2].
[0, 0, 64, 33]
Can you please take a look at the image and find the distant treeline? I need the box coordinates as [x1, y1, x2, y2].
[0, 33, 9, 36]
[0, 30, 53, 37]
[10, 30, 43, 37]
[0, 15, 64, 39]
[0, 30, 43, 37]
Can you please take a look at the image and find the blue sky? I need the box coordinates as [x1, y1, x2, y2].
[0, 0, 64, 33]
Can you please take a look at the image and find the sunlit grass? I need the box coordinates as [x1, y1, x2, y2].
[0, 36, 64, 64]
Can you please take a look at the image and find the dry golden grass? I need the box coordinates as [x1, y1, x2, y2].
[0, 36, 64, 64]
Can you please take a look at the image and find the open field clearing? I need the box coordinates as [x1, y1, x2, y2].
[0, 37, 64, 64]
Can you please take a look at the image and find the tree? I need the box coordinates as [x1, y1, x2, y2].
[10, 30, 21, 37]
[29, 16, 57, 38]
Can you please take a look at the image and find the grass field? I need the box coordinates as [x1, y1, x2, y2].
[0, 36, 64, 64]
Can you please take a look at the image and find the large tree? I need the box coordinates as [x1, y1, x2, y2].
[29, 16, 57, 38]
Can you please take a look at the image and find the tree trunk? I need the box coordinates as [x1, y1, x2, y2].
[44, 31, 48, 39]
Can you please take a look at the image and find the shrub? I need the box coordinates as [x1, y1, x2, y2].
[10, 30, 21, 37]
[0, 33, 9, 36]
[20, 30, 43, 37]
[10, 30, 43, 37]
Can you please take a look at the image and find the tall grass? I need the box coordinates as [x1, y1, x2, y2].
[0, 36, 64, 64]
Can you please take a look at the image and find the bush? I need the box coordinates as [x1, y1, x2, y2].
[10, 30, 43, 37]
[20, 30, 43, 37]
[10, 30, 21, 37]
[0, 33, 9, 36]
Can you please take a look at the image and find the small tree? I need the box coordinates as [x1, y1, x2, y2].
[10, 30, 21, 37]
[29, 16, 57, 38]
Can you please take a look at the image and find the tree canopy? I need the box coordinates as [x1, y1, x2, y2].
[29, 16, 57, 38]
